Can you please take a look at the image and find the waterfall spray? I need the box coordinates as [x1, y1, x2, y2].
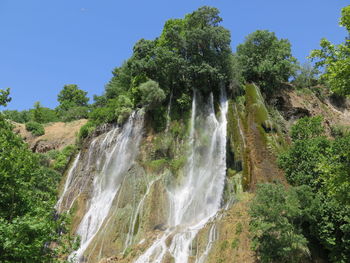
[136, 87, 228, 263]
[66, 112, 144, 262]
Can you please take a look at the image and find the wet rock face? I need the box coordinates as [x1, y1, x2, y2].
[153, 223, 167, 231]
[57, 113, 173, 262]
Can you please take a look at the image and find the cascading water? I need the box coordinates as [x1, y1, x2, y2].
[56, 152, 81, 212]
[165, 89, 173, 133]
[136, 87, 228, 263]
[66, 111, 144, 262]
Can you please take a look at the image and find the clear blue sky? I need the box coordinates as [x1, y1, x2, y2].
[1, 0, 347, 110]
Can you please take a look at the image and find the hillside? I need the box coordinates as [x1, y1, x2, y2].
[56, 85, 350, 263]
[1, 4, 350, 263]
[12, 119, 87, 153]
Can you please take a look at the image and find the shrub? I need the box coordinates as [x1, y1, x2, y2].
[25, 121, 45, 136]
[78, 121, 96, 141]
[52, 145, 77, 172]
[137, 80, 166, 109]
[250, 184, 312, 263]
[60, 106, 89, 122]
[290, 116, 324, 141]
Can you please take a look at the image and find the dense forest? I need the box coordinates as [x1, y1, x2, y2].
[1, 5, 350, 263]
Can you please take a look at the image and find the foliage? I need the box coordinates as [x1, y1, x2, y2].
[33, 101, 45, 123]
[236, 30, 297, 94]
[90, 94, 134, 125]
[78, 121, 96, 141]
[0, 114, 64, 262]
[25, 121, 45, 136]
[90, 6, 233, 126]
[250, 183, 312, 263]
[0, 88, 11, 107]
[290, 116, 324, 141]
[3, 105, 59, 124]
[278, 116, 350, 262]
[2, 109, 32, 123]
[309, 5, 350, 96]
[318, 134, 350, 204]
[56, 84, 89, 121]
[137, 80, 166, 109]
[60, 106, 89, 122]
[292, 62, 319, 89]
[52, 145, 77, 173]
[330, 124, 350, 137]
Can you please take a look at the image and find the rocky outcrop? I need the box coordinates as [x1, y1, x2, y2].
[271, 88, 350, 135]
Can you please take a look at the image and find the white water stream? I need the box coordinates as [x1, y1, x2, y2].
[136, 88, 228, 263]
[56, 152, 81, 212]
[69, 111, 144, 262]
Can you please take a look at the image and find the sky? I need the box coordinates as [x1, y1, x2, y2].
[0, 0, 347, 110]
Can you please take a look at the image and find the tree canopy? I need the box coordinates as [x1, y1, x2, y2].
[0, 88, 11, 107]
[236, 30, 296, 94]
[310, 5, 350, 96]
[89, 6, 233, 126]
[0, 113, 63, 262]
[56, 84, 89, 121]
[278, 116, 350, 262]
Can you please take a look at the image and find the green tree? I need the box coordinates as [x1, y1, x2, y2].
[290, 116, 324, 141]
[90, 6, 233, 125]
[56, 84, 89, 121]
[33, 101, 44, 123]
[57, 84, 89, 110]
[250, 184, 312, 263]
[0, 114, 63, 262]
[292, 62, 319, 89]
[0, 88, 11, 107]
[278, 116, 350, 262]
[310, 5, 350, 96]
[236, 30, 297, 94]
[137, 80, 166, 109]
[318, 134, 350, 204]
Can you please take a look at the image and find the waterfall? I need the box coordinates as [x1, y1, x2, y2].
[196, 224, 217, 263]
[68, 111, 144, 262]
[165, 89, 173, 133]
[56, 152, 81, 212]
[136, 87, 228, 263]
[124, 176, 161, 251]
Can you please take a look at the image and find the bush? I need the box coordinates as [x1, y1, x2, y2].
[52, 145, 77, 172]
[137, 80, 166, 109]
[78, 121, 96, 141]
[2, 110, 32, 123]
[250, 184, 312, 263]
[0, 114, 65, 262]
[25, 121, 45, 136]
[60, 106, 89, 122]
[292, 62, 319, 89]
[278, 117, 350, 262]
[90, 95, 134, 125]
[290, 116, 324, 141]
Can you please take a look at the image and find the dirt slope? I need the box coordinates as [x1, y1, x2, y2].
[13, 119, 87, 152]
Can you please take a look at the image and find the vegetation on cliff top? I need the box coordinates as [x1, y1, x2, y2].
[0, 4, 350, 263]
[310, 5, 350, 96]
[88, 6, 233, 130]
